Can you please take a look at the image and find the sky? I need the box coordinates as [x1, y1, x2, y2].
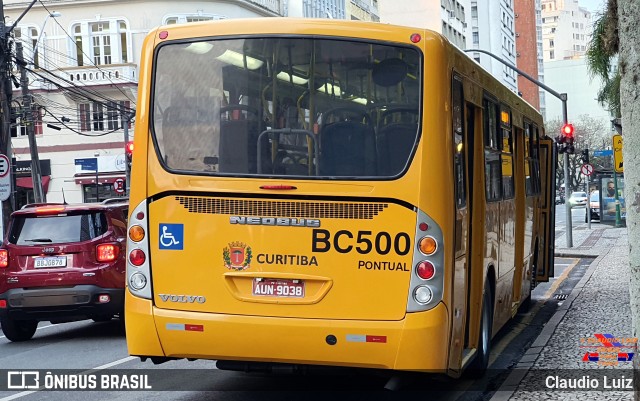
[579, 0, 607, 14]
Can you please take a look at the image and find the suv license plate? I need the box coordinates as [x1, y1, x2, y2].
[34, 257, 67, 268]
[252, 278, 304, 298]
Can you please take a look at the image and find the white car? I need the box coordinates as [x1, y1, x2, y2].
[569, 191, 588, 207]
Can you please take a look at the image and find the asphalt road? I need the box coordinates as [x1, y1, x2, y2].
[0, 220, 591, 401]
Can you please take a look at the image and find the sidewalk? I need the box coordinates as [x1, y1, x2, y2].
[491, 221, 632, 401]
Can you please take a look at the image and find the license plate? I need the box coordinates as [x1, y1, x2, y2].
[252, 278, 304, 298]
[34, 256, 67, 268]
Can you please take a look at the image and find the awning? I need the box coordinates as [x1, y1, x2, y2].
[74, 174, 125, 185]
[16, 176, 50, 192]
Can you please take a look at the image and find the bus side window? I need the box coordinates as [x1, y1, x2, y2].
[483, 97, 503, 202]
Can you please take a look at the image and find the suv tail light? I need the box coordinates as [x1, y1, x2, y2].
[0, 249, 8, 268]
[96, 243, 120, 262]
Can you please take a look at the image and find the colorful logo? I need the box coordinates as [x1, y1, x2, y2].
[580, 333, 637, 366]
[223, 241, 252, 271]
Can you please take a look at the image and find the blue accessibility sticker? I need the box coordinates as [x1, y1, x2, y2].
[159, 224, 184, 250]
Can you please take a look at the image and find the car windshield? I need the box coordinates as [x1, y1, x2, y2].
[8, 212, 108, 245]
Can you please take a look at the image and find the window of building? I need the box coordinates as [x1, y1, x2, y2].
[549, 39, 554, 48]
[472, 31, 479, 44]
[549, 50, 554, 59]
[163, 13, 225, 25]
[78, 101, 131, 132]
[71, 19, 130, 66]
[471, 5, 478, 18]
[11, 106, 43, 137]
[14, 26, 40, 67]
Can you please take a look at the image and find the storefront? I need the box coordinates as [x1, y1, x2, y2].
[74, 154, 127, 202]
[12, 159, 51, 209]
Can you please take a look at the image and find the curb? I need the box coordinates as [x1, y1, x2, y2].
[488, 246, 610, 401]
[554, 252, 598, 259]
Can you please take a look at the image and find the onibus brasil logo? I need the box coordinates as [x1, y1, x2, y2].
[581, 333, 636, 365]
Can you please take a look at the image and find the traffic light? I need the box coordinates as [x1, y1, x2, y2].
[556, 123, 575, 154]
[581, 148, 590, 164]
[125, 141, 134, 170]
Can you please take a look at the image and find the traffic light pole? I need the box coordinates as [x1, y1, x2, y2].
[464, 48, 573, 247]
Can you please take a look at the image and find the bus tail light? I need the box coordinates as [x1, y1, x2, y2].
[406, 210, 444, 313]
[0, 249, 7, 268]
[127, 199, 152, 299]
[418, 236, 437, 255]
[97, 243, 119, 262]
[416, 261, 435, 280]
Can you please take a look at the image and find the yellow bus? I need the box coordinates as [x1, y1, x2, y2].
[125, 18, 556, 377]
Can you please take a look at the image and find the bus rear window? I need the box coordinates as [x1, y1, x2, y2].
[152, 37, 421, 179]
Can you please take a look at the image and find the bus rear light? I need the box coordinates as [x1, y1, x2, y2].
[418, 236, 437, 255]
[259, 185, 297, 190]
[414, 286, 433, 304]
[419, 222, 429, 231]
[0, 249, 7, 268]
[416, 261, 436, 280]
[129, 225, 145, 242]
[129, 272, 148, 290]
[136, 211, 145, 220]
[0, 300, 6, 308]
[97, 244, 119, 262]
[129, 249, 146, 266]
[410, 33, 422, 43]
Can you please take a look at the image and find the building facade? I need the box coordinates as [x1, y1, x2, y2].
[541, 0, 591, 61]
[347, 0, 379, 21]
[378, 0, 468, 50]
[514, 0, 543, 111]
[466, 0, 518, 93]
[4, 0, 287, 207]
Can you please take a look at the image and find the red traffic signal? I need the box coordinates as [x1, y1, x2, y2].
[125, 141, 134, 155]
[561, 123, 574, 138]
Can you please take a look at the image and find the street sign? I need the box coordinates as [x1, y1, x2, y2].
[580, 163, 594, 176]
[113, 178, 125, 194]
[613, 134, 624, 173]
[74, 158, 97, 171]
[0, 154, 11, 201]
[593, 149, 613, 157]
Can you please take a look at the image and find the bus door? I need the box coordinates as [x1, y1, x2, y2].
[448, 76, 469, 371]
[536, 134, 556, 282]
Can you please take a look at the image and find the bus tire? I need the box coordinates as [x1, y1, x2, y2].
[0, 317, 37, 342]
[467, 279, 493, 377]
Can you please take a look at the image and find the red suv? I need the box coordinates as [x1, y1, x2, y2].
[0, 199, 128, 342]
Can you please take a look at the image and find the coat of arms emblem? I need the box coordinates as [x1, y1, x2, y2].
[223, 241, 252, 271]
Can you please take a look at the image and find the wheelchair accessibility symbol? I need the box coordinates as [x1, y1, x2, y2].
[159, 224, 183, 250]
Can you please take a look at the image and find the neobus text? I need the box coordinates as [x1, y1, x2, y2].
[230, 216, 320, 227]
[312, 229, 411, 255]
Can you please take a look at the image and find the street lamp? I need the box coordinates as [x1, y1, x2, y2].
[34, 11, 61, 68]
[94, 152, 99, 203]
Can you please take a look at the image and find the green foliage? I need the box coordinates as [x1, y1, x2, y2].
[586, 1, 621, 118]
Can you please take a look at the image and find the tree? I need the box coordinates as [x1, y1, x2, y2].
[586, 0, 620, 118]
[617, 0, 640, 392]
[546, 115, 608, 192]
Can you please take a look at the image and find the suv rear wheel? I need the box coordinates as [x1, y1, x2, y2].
[1, 317, 38, 342]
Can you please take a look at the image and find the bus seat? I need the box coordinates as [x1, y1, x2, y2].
[377, 106, 419, 175]
[218, 105, 261, 174]
[319, 108, 376, 176]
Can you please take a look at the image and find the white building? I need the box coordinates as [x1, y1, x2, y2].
[3, 0, 288, 207]
[543, 58, 611, 127]
[541, 0, 591, 61]
[378, 0, 468, 51]
[466, 0, 517, 93]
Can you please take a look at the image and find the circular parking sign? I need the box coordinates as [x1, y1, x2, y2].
[0, 154, 10, 201]
[113, 178, 125, 194]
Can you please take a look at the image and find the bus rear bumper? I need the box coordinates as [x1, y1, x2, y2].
[129, 300, 450, 372]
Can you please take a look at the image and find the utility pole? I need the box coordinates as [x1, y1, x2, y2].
[16, 42, 45, 203]
[121, 111, 131, 195]
[0, 0, 11, 229]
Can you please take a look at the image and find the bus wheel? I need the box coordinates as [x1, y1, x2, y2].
[467, 279, 493, 377]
